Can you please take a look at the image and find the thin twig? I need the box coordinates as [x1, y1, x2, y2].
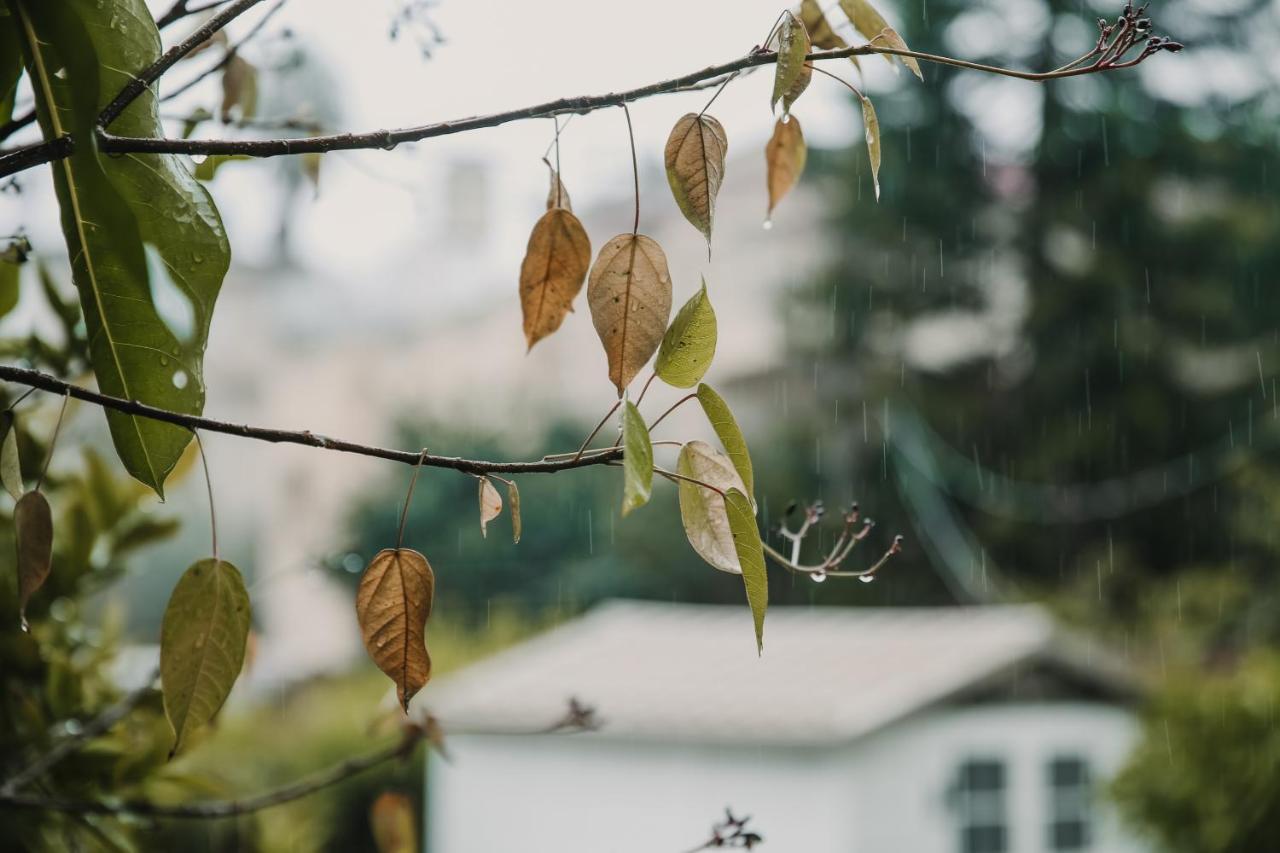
[1, 668, 160, 796]
[35, 390, 69, 492]
[193, 431, 218, 559]
[397, 450, 428, 549]
[159, 0, 287, 108]
[0, 365, 622, 475]
[0, 728, 424, 819]
[571, 399, 622, 463]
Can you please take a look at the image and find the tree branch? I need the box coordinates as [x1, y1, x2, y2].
[0, 364, 623, 474]
[0, 727, 424, 819]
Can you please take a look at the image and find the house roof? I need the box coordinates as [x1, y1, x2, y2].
[419, 601, 1136, 747]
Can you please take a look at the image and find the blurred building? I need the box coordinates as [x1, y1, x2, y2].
[422, 601, 1147, 853]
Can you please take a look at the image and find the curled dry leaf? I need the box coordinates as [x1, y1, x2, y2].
[160, 558, 251, 755]
[696, 384, 754, 505]
[656, 279, 717, 389]
[356, 548, 435, 712]
[663, 113, 728, 244]
[370, 791, 418, 853]
[543, 158, 572, 212]
[478, 476, 503, 538]
[219, 54, 258, 124]
[587, 234, 674, 395]
[14, 490, 53, 630]
[507, 480, 522, 544]
[872, 27, 923, 81]
[621, 401, 653, 516]
[725, 488, 768, 653]
[519, 208, 592, 350]
[860, 95, 882, 200]
[765, 116, 807, 217]
[771, 12, 812, 115]
[800, 0, 854, 62]
[676, 440, 747, 574]
[1, 410, 21, 500]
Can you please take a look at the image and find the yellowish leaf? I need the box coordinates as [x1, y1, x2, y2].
[771, 11, 812, 115]
[519, 208, 592, 350]
[860, 95, 882, 200]
[478, 477, 503, 538]
[621, 401, 653, 516]
[656, 279, 717, 388]
[356, 548, 434, 712]
[543, 158, 572, 212]
[370, 791, 418, 853]
[219, 54, 258, 124]
[765, 116, 807, 217]
[872, 26, 923, 81]
[507, 480, 521, 544]
[14, 490, 52, 629]
[160, 558, 252, 755]
[800, 0, 861, 73]
[724, 488, 768, 653]
[839, 0, 920, 76]
[587, 234, 674, 395]
[0, 411, 21, 501]
[663, 113, 728, 243]
[676, 441, 747, 574]
[696, 384, 754, 504]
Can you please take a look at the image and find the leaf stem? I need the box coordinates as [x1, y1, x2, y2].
[193, 430, 218, 560]
[35, 390, 69, 492]
[622, 102, 639, 236]
[646, 393, 697, 434]
[572, 399, 622, 463]
[396, 449, 428, 549]
[654, 465, 725, 498]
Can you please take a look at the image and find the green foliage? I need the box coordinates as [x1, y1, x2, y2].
[724, 488, 767, 652]
[620, 400, 653, 516]
[13, 0, 230, 495]
[696, 384, 753, 502]
[1112, 653, 1280, 853]
[656, 280, 717, 389]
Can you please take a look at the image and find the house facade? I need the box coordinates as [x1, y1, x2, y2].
[421, 602, 1149, 853]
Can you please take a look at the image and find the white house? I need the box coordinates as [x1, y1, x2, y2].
[421, 601, 1149, 853]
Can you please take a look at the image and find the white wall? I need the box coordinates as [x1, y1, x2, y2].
[843, 702, 1149, 853]
[426, 702, 1149, 853]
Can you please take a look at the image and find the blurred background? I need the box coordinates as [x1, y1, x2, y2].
[1, 0, 1278, 850]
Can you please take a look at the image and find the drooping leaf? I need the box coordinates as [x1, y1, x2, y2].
[0, 411, 21, 500]
[543, 158, 571, 212]
[771, 11, 811, 115]
[587, 234, 673, 395]
[301, 152, 322, 196]
[839, 0, 920, 76]
[0, 9, 21, 125]
[507, 480, 522, 544]
[676, 440, 747, 574]
[14, 490, 52, 629]
[696, 384, 754, 504]
[621, 400, 652, 516]
[160, 558, 251, 754]
[14, 1, 231, 496]
[765, 115, 807, 217]
[356, 548, 434, 712]
[860, 94, 882, 200]
[656, 279, 717, 388]
[0, 245, 21, 320]
[872, 27, 923, 81]
[478, 476, 503, 538]
[519, 208, 592, 351]
[800, 0, 854, 62]
[724, 488, 767, 653]
[370, 791, 418, 853]
[219, 54, 258, 124]
[663, 113, 728, 244]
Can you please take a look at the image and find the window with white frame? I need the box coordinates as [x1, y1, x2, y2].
[1046, 755, 1093, 850]
[952, 757, 1008, 853]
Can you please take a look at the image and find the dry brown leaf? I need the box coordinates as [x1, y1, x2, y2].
[872, 27, 923, 81]
[860, 95, 882, 200]
[369, 791, 417, 853]
[799, 0, 861, 73]
[356, 548, 434, 712]
[663, 113, 728, 243]
[219, 54, 258, 124]
[765, 116, 807, 217]
[519, 208, 592, 350]
[478, 476, 503, 538]
[14, 490, 52, 630]
[587, 234, 674, 395]
[543, 158, 572, 212]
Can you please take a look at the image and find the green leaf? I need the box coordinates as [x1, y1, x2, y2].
[656, 279, 717, 388]
[160, 558, 251, 756]
[14, 1, 231, 496]
[507, 480, 522, 544]
[0, 9, 21, 126]
[724, 488, 767, 653]
[0, 410, 21, 500]
[860, 95, 881, 201]
[0, 252, 20, 320]
[621, 400, 653, 516]
[771, 11, 811, 115]
[696, 384, 754, 504]
[676, 440, 747, 573]
[15, 489, 53, 630]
